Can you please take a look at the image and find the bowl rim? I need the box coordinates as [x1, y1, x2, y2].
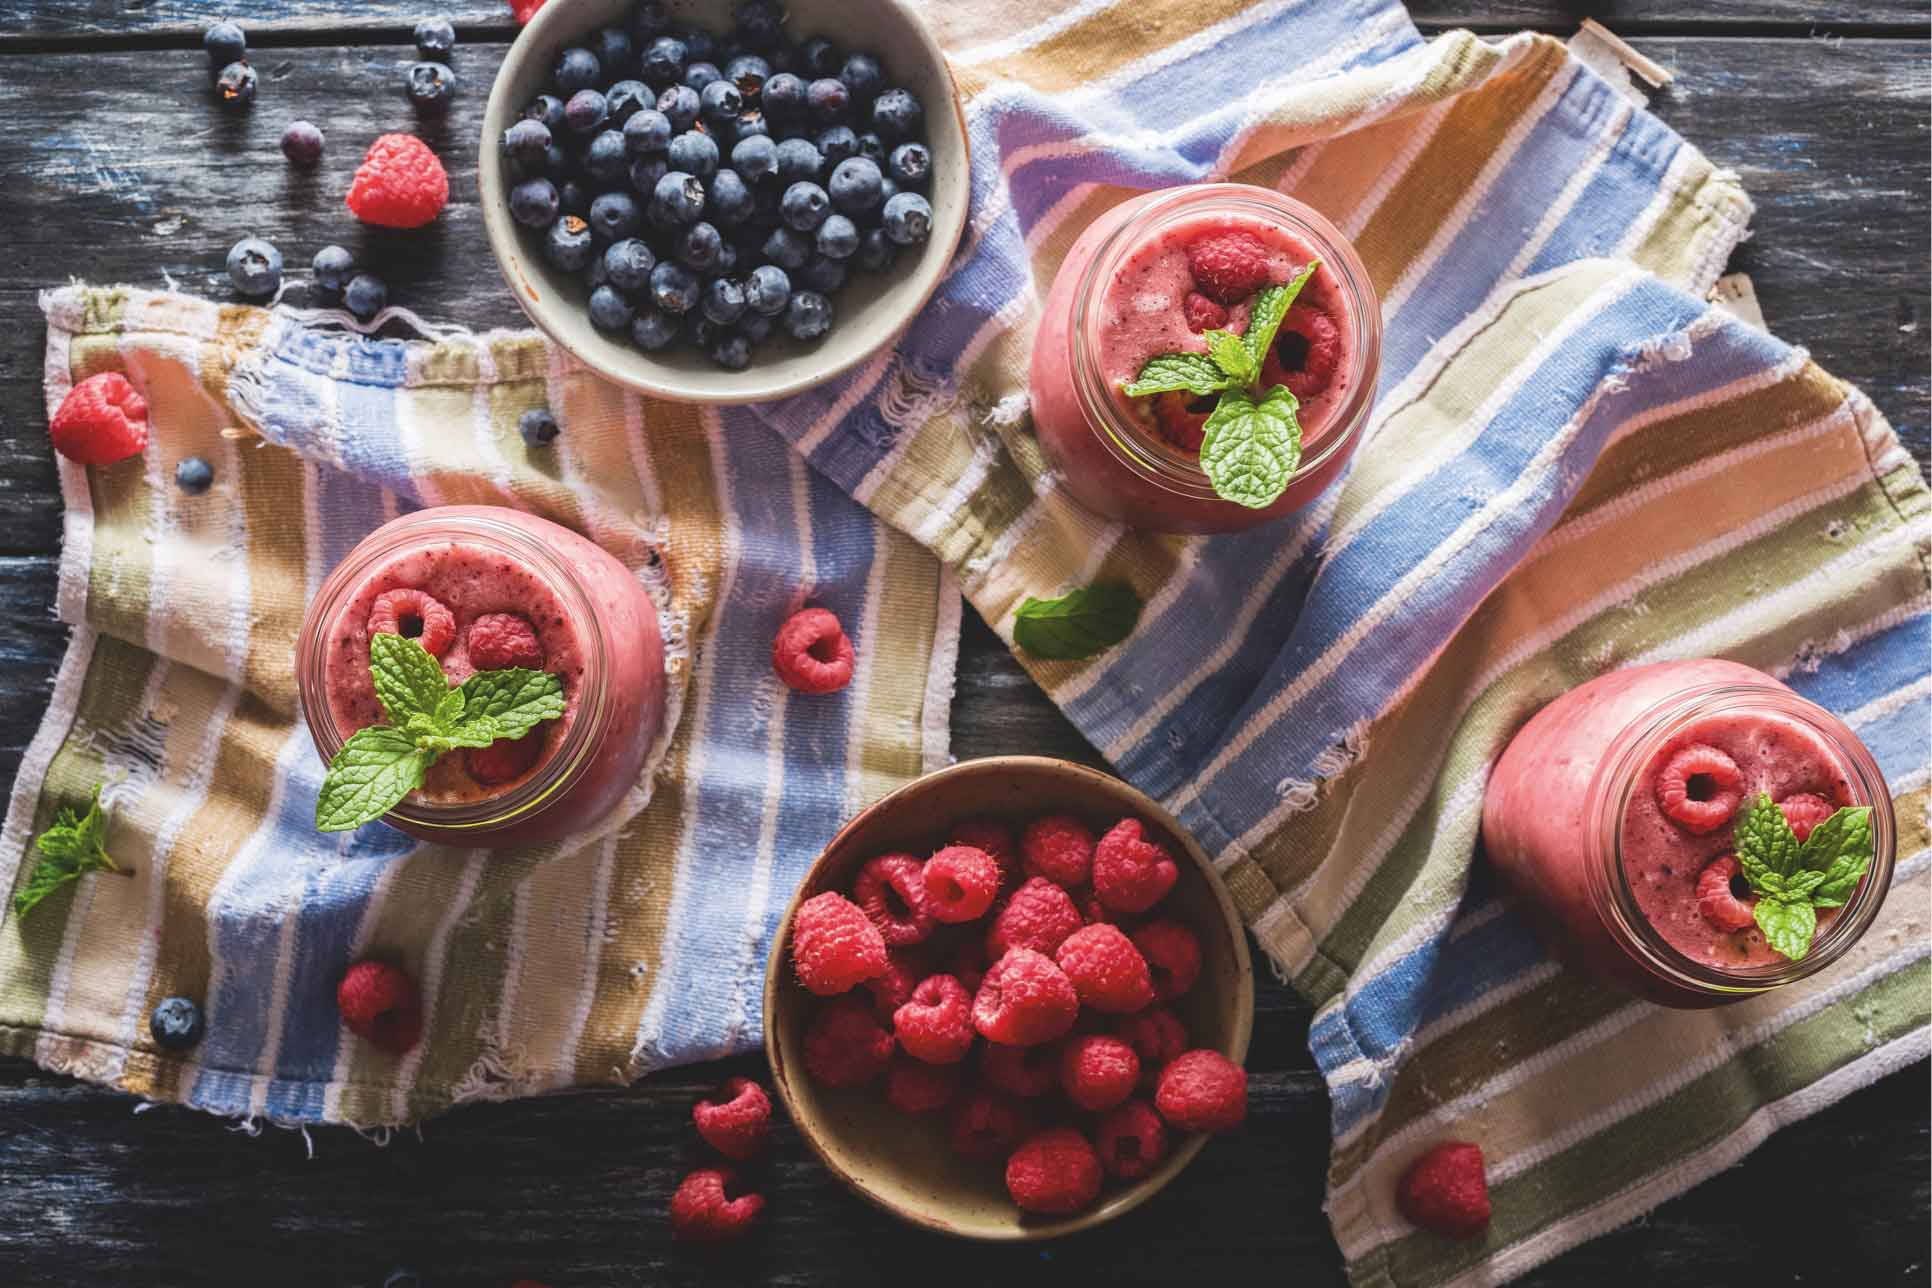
[761, 754, 1257, 1242]
[478, 0, 973, 405]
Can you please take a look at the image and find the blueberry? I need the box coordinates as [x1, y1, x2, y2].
[344, 272, 388, 320]
[839, 51, 884, 99]
[764, 39, 800, 75]
[872, 87, 923, 141]
[815, 213, 859, 260]
[172, 457, 215, 497]
[519, 408, 561, 447]
[677, 221, 724, 271]
[746, 264, 792, 315]
[312, 244, 355, 293]
[708, 168, 753, 224]
[204, 21, 246, 69]
[731, 134, 779, 183]
[628, 154, 669, 195]
[800, 37, 841, 80]
[555, 46, 603, 94]
[700, 79, 743, 126]
[762, 226, 811, 270]
[588, 284, 635, 332]
[503, 117, 552, 167]
[623, 108, 673, 157]
[631, 307, 679, 350]
[739, 310, 774, 344]
[734, 0, 786, 48]
[773, 137, 822, 185]
[604, 238, 657, 291]
[585, 253, 612, 290]
[280, 120, 324, 167]
[149, 996, 205, 1048]
[631, 0, 671, 40]
[650, 261, 702, 314]
[724, 54, 770, 98]
[877, 175, 900, 209]
[558, 179, 590, 216]
[781, 181, 830, 232]
[784, 289, 833, 340]
[853, 227, 894, 272]
[761, 71, 807, 120]
[642, 35, 689, 85]
[731, 110, 769, 143]
[828, 156, 883, 214]
[715, 240, 740, 274]
[589, 190, 643, 240]
[415, 16, 456, 61]
[702, 276, 747, 325]
[510, 177, 561, 227]
[684, 61, 723, 91]
[215, 61, 256, 109]
[524, 93, 566, 131]
[806, 77, 850, 123]
[584, 129, 630, 183]
[856, 131, 887, 164]
[815, 125, 859, 168]
[887, 141, 930, 189]
[708, 333, 752, 370]
[545, 214, 597, 271]
[656, 83, 701, 132]
[882, 190, 932, 245]
[679, 26, 717, 65]
[606, 79, 653, 124]
[226, 236, 282, 298]
[667, 130, 719, 179]
[797, 254, 847, 293]
[593, 25, 635, 75]
[564, 90, 609, 137]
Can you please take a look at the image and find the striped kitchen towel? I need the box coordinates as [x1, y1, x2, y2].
[724, 4, 1930, 1285]
[5, 285, 958, 1128]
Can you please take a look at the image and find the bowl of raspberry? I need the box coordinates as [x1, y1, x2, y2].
[762, 756, 1255, 1240]
[481, 0, 969, 403]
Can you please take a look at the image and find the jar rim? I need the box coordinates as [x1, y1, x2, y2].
[1584, 680, 1896, 996]
[293, 507, 613, 836]
[1067, 183, 1383, 502]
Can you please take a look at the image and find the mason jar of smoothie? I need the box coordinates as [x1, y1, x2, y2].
[295, 505, 666, 847]
[1481, 659, 1895, 1008]
[1028, 183, 1382, 534]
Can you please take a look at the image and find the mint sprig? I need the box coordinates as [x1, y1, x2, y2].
[1732, 791, 1875, 961]
[1121, 260, 1322, 508]
[13, 785, 130, 920]
[315, 633, 565, 832]
[1013, 581, 1143, 660]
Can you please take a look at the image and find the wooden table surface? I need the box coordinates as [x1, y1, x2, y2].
[0, 3, 1925, 1285]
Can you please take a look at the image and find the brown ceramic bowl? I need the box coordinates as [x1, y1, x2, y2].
[480, 0, 970, 404]
[763, 756, 1255, 1241]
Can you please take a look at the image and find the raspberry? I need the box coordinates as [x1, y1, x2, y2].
[949, 1090, 1032, 1160]
[972, 948, 1079, 1047]
[1695, 854, 1757, 932]
[1185, 231, 1273, 305]
[1260, 305, 1344, 400]
[1021, 813, 1095, 888]
[1059, 1035, 1140, 1112]
[466, 612, 543, 670]
[1154, 1050, 1247, 1133]
[1182, 291, 1229, 333]
[1115, 1006, 1188, 1086]
[692, 1077, 772, 1161]
[854, 853, 935, 947]
[510, 0, 547, 22]
[803, 996, 894, 1088]
[1396, 1141, 1491, 1239]
[885, 1056, 960, 1114]
[1654, 743, 1745, 834]
[922, 846, 1001, 924]
[669, 1167, 765, 1242]
[946, 939, 987, 995]
[1094, 1099, 1169, 1181]
[1090, 818, 1179, 915]
[1055, 923, 1155, 1015]
[772, 606, 855, 694]
[336, 959, 423, 1055]
[1151, 391, 1216, 453]
[1778, 792, 1837, 842]
[864, 949, 926, 1021]
[790, 891, 888, 996]
[346, 133, 449, 229]
[947, 818, 1017, 882]
[49, 372, 149, 466]
[1130, 920, 1202, 1001]
[893, 974, 975, 1065]
[979, 1039, 1059, 1098]
[985, 877, 1083, 959]
[1004, 1127, 1103, 1216]
[367, 588, 457, 658]
[466, 731, 547, 786]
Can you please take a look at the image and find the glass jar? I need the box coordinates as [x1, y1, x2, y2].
[1027, 183, 1382, 534]
[295, 505, 665, 847]
[1481, 659, 1895, 1008]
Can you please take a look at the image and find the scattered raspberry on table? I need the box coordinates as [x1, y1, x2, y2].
[336, 959, 424, 1055]
[347, 133, 450, 229]
[49, 372, 149, 466]
[1396, 1141, 1491, 1239]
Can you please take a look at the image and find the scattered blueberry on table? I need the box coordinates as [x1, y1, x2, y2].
[414, 16, 457, 62]
[344, 272, 389, 321]
[226, 236, 283, 298]
[148, 996, 205, 1049]
[519, 408, 562, 448]
[173, 456, 215, 495]
[504, 0, 936, 369]
[280, 119, 325, 167]
[215, 59, 257, 109]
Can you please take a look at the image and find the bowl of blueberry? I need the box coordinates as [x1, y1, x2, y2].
[481, 0, 968, 403]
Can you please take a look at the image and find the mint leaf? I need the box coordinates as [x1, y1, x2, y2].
[1203, 330, 1256, 385]
[1240, 262, 1319, 375]
[1013, 581, 1143, 660]
[1734, 795, 1874, 959]
[370, 633, 455, 727]
[12, 786, 127, 920]
[434, 686, 466, 729]
[1753, 894, 1817, 962]
[457, 668, 566, 740]
[419, 716, 501, 755]
[1121, 353, 1231, 399]
[1797, 806, 1873, 907]
[316, 726, 431, 832]
[1199, 385, 1303, 509]
[1734, 792, 1799, 890]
